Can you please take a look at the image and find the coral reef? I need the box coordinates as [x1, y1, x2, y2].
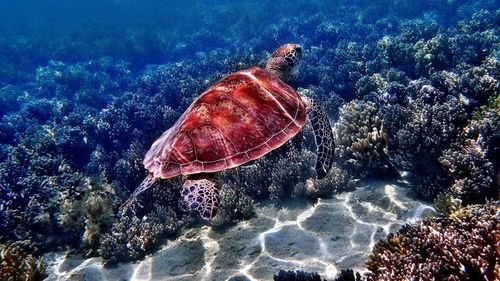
[366, 202, 500, 281]
[97, 174, 196, 263]
[438, 97, 499, 203]
[0, 242, 47, 281]
[432, 193, 462, 216]
[273, 269, 362, 281]
[99, 202, 183, 264]
[210, 184, 255, 226]
[333, 100, 396, 178]
[57, 177, 115, 254]
[377, 79, 471, 198]
[0, 52, 257, 255]
[333, 269, 362, 281]
[273, 270, 322, 281]
[0, 0, 498, 267]
[294, 165, 349, 199]
[34, 58, 133, 105]
[220, 123, 345, 204]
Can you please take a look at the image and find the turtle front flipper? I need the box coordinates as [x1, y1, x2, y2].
[182, 175, 220, 220]
[302, 97, 335, 179]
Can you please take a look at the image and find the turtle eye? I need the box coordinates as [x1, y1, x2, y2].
[295, 46, 302, 56]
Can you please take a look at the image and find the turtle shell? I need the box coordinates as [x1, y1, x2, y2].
[144, 66, 307, 179]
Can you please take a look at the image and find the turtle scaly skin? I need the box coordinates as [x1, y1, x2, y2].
[182, 177, 219, 219]
[302, 96, 335, 179]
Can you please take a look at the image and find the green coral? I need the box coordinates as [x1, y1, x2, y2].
[57, 176, 115, 255]
[98, 203, 183, 264]
[472, 93, 499, 121]
[433, 192, 462, 216]
[366, 234, 408, 273]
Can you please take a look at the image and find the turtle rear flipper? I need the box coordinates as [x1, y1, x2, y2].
[302, 97, 335, 179]
[182, 176, 220, 219]
[120, 174, 157, 215]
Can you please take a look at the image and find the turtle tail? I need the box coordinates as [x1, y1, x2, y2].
[302, 97, 335, 179]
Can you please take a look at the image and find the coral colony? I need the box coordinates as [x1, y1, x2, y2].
[0, 0, 498, 280]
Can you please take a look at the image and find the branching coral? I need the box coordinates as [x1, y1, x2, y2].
[439, 97, 499, 203]
[220, 123, 343, 204]
[297, 87, 345, 121]
[57, 177, 115, 254]
[333, 269, 363, 281]
[211, 184, 255, 226]
[99, 217, 155, 263]
[378, 79, 471, 198]
[458, 62, 500, 105]
[373, 9, 498, 78]
[0, 56, 137, 253]
[433, 193, 462, 216]
[34, 58, 133, 108]
[98, 202, 184, 264]
[293, 165, 349, 199]
[355, 69, 409, 99]
[0, 243, 46, 281]
[273, 270, 322, 281]
[269, 146, 318, 201]
[333, 100, 395, 179]
[0, 0, 498, 267]
[366, 202, 500, 281]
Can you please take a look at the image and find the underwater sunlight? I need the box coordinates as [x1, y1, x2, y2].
[0, 0, 498, 280]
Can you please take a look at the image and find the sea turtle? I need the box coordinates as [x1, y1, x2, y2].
[122, 44, 335, 219]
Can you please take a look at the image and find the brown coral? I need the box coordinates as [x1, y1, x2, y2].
[0, 243, 46, 281]
[57, 176, 115, 254]
[366, 202, 500, 281]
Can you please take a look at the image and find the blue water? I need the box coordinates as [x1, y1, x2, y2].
[0, 0, 498, 280]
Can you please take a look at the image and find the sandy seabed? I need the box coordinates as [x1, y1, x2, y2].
[45, 180, 435, 281]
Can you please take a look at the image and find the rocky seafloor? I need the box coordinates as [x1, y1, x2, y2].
[44, 180, 435, 281]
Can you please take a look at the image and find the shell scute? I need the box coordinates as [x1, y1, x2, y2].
[163, 162, 181, 176]
[143, 66, 306, 179]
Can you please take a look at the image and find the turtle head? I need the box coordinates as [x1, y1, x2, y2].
[265, 43, 302, 83]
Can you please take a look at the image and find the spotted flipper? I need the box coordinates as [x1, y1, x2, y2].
[302, 96, 335, 179]
[182, 176, 220, 219]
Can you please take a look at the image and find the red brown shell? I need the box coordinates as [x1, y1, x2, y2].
[144, 66, 307, 179]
